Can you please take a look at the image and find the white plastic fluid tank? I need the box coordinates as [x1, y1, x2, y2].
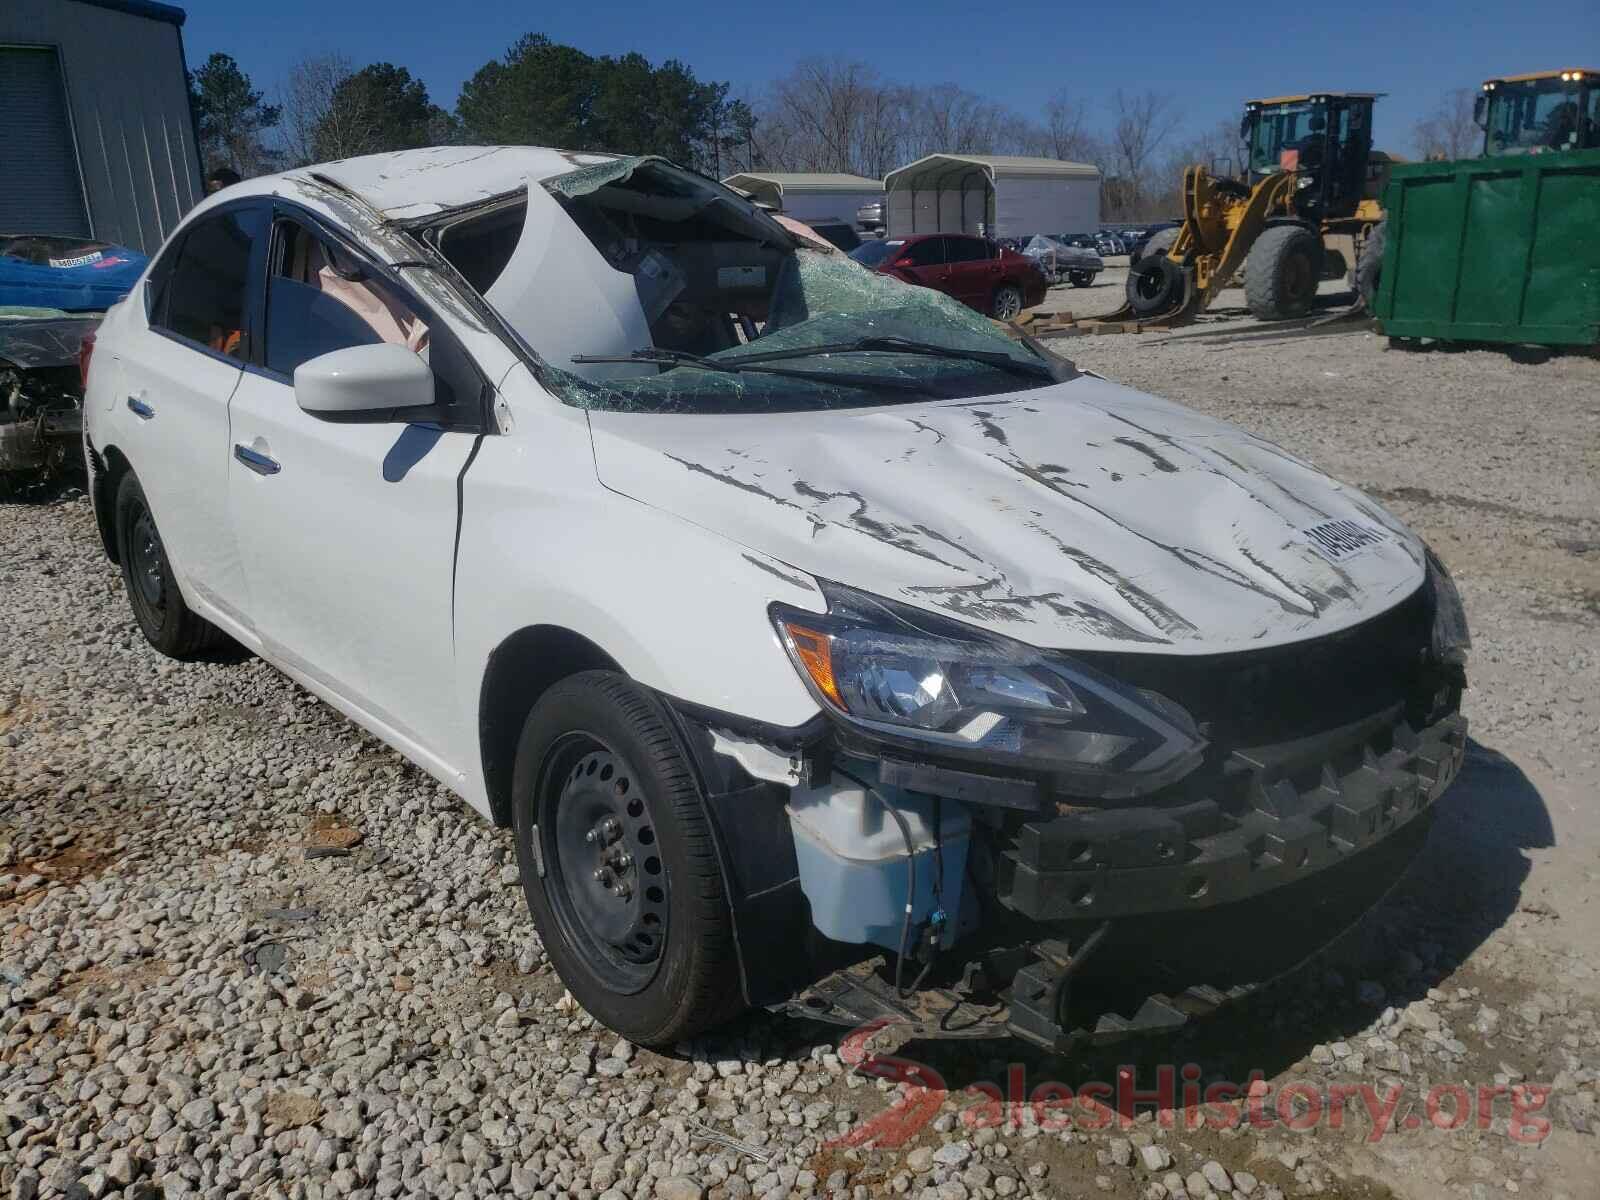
[786, 773, 970, 952]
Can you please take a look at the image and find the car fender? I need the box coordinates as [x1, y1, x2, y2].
[451, 373, 826, 814]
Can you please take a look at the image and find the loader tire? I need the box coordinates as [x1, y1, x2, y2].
[1357, 220, 1386, 312]
[1244, 225, 1322, 320]
[1135, 227, 1178, 266]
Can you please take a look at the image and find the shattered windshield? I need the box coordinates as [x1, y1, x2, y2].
[546, 248, 1056, 414]
[429, 156, 1063, 417]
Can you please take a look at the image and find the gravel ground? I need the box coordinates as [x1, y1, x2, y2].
[2, 290, 1598, 1200]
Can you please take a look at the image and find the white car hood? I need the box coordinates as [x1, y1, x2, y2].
[587, 374, 1425, 653]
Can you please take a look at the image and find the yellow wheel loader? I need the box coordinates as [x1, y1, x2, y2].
[1117, 93, 1393, 327]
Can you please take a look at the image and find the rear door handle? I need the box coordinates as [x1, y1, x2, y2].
[233, 443, 280, 476]
[127, 396, 154, 419]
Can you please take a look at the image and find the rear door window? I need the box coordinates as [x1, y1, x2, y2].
[945, 237, 991, 263]
[151, 206, 268, 360]
[900, 239, 946, 267]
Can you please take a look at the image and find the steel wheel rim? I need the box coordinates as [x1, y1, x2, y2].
[1133, 266, 1166, 303]
[130, 504, 166, 614]
[538, 734, 668, 994]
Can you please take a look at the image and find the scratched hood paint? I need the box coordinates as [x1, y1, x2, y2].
[586, 375, 1426, 653]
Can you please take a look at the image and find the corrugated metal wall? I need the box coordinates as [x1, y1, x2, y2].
[993, 175, 1100, 239]
[887, 170, 1100, 239]
[1, 0, 202, 253]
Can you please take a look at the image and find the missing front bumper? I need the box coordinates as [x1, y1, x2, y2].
[998, 709, 1466, 921]
[781, 707, 1465, 1050]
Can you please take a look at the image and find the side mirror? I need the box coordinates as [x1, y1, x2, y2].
[1473, 95, 1488, 130]
[1239, 114, 1252, 141]
[294, 343, 434, 419]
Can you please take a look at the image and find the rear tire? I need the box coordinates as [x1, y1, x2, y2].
[113, 471, 229, 659]
[1244, 225, 1323, 320]
[1357, 219, 1386, 312]
[512, 670, 744, 1046]
[990, 284, 1024, 320]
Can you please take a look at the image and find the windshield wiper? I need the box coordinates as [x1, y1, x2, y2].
[569, 347, 924, 392]
[720, 334, 1057, 380]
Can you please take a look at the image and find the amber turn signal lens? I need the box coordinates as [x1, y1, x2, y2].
[782, 621, 842, 708]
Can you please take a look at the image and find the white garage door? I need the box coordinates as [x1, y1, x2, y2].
[0, 47, 91, 237]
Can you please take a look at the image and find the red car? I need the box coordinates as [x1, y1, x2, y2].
[849, 233, 1047, 321]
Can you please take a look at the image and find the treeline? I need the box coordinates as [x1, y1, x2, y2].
[187, 35, 753, 184]
[187, 35, 1208, 219]
[192, 34, 1476, 222]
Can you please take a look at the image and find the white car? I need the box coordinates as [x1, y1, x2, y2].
[82, 147, 1469, 1050]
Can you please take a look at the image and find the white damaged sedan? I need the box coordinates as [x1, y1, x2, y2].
[82, 147, 1469, 1048]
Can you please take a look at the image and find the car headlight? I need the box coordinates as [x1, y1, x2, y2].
[771, 582, 1205, 799]
[1426, 548, 1470, 666]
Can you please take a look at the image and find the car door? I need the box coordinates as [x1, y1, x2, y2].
[892, 236, 948, 291]
[225, 208, 488, 775]
[113, 202, 269, 629]
[943, 236, 1002, 311]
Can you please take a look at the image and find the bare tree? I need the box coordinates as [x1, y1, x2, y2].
[1107, 89, 1181, 216]
[751, 59, 1186, 222]
[759, 58, 887, 173]
[1034, 89, 1096, 161]
[1413, 89, 1479, 161]
[280, 52, 355, 167]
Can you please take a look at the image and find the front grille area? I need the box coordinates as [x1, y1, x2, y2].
[1077, 583, 1438, 750]
[993, 585, 1467, 923]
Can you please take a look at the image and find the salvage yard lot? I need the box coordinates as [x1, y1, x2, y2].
[2, 299, 1598, 1200]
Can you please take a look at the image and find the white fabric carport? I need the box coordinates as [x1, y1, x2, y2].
[883, 155, 1100, 240]
[719, 172, 883, 225]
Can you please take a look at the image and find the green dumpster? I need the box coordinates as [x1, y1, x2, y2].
[1373, 147, 1600, 346]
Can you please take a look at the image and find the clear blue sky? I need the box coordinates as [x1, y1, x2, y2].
[182, 0, 1600, 156]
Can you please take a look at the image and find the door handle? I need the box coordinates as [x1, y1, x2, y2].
[126, 396, 154, 419]
[233, 443, 280, 476]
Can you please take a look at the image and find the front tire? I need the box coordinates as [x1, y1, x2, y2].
[113, 471, 228, 659]
[1068, 270, 1095, 288]
[990, 283, 1024, 321]
[512, 671, 743, 1046]
[1244, 225, 1323, 320]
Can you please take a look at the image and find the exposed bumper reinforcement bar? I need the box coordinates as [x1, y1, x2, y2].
[998, 709, 1467, 922]
[784, 709, 1464, 1050]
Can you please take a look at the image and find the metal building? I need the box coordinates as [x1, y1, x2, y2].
[1, 0, 202, 254]
[720, 172, 884, 226]
[883, 155, 1101, 240]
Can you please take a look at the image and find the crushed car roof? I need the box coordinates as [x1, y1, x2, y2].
[305, 146, 630, 220]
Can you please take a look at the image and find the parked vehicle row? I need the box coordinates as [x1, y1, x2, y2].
[82, 146, 1468, 1053]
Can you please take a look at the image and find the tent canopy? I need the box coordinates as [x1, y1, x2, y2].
[721, 172, 883, 210]
[883, 154, 1100, 239]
